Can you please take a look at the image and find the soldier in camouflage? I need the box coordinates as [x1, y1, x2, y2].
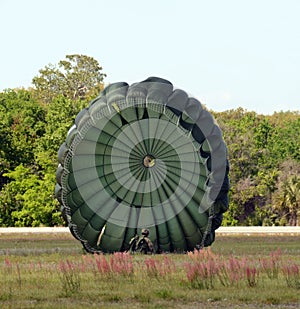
[129, 229, 154, 254]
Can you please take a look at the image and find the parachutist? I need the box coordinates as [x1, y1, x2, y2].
[128, 229, 154, 254]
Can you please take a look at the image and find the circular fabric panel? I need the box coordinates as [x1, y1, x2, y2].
[55, 77, 229, 253]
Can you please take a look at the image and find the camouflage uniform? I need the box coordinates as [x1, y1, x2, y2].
[129, 229, 154, 254]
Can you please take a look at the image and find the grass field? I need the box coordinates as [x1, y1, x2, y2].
[0, 232, 299, 308]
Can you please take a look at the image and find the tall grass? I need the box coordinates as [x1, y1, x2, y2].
[0, 234, 299, 308]
[59, 259, 81, 296]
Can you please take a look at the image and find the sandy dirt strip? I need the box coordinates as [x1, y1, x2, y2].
[0, 226, 299, 235]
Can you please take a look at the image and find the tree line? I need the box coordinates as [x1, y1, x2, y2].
[0, 54, 299, 227]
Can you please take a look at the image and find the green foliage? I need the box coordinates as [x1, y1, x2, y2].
[0, 54, 104, 227]
[272, 159, 300, 226]
[0, 92, 84, 226]
[35, 95, 85, 168]
[32, 54, 106, 103]
[214, 108, 300, 226]
[0, 165, 63, 226]
[0, 89, 45, 171]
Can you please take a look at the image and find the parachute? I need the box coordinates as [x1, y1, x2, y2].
[55, 77, 229, 253]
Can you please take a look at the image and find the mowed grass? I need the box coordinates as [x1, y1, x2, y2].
[0, 232, 299, 309]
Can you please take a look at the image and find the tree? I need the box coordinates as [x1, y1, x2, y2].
[32, 54, 106, 103]
[0, 94, 84, 227]
[35, 95, 85, 164]
[0, 89, 45, 189]
[214, 109, 300, 226]
[272, 159, 300, 226]
[0, 164, 63, 226]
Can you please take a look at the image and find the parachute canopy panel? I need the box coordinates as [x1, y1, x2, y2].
[55, 77, 229, 253]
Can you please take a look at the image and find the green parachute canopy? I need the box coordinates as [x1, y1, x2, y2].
[55, 77, 229, 253]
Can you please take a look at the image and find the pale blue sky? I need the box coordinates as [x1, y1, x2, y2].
[1, 0, 299, 114]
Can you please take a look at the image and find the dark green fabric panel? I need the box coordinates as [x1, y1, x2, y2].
[185, 199, 209, 229]
[119, 106, 139, 123]
[66, 168, 100, 191]
[156, 222, 171, 244]
[65, 173, 77, 191]
[166, 89, 189, 113]
[95, 154, 104, 168]
[195, 110, 214, 136]
[73, 203, 95, 222]
[88, 214, 106, 233]
[70, 155, 97, 171]
[210, 143, 227, 171]
[165, 216, 187, 250]
[54, 184, 62, 203]
[93, 113, 122, 138]
[82, 223, 100, 247]
[121, 227, 138, 251]
[99, 234, 121, 252]
[206, 125, 222, 150]
[73, 140, 97, 155]
[75, 108, 89, 128]
[161, 175, 180, 198]
[88, 102, 108, 120]
[147, 106, 164, 119]
[202, 139, 211, 153]
[56, 164, 63, 185]
[105, 82, 128, 103]
[180, 112, 195, 130]
[96, 131, 118, 147]
[191, 124, 205, 144]
[185, 231, 203, 251]
[135, 106, 148, 119]
[71, 208, 89, 233]
[107, 178, 124, 194]
[114, 186, 136, 205]
[177, 209, 198, 238]
[66, 189, 84, 211]
[99, 223, 127, 252]
[147, 92, 170, 105]
[83, 126, 102, 142]
[192, 183, 206, 205]
[159, 242, 172, 252]
[98, 115, 123, 136]
[181, 111, 195, 127]
[58, 142, 69, 164]
[185, 98, 202, 121]
[63, 155, 73, 173]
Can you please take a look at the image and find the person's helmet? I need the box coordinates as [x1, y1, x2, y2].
[141, 228, 149, 236]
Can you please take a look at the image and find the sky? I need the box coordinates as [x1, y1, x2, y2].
[1, 0, 299, 114]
